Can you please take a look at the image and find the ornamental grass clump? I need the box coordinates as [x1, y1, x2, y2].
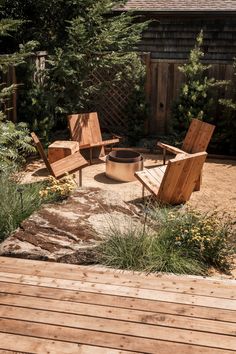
[0, 171, 77, 242]
[98, 225, 205, 275]
[0, 169, 44, 240]
[98, 206, 234, 275]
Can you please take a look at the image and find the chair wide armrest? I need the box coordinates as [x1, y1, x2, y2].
[157, 141, 185, 155]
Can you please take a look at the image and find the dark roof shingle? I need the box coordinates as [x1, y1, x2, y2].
[116, 0, 236, 12]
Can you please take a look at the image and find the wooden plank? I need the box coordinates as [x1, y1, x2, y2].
[48, 140, 80, 163]
[1, 305, 236, 350]
[89, 138, 120, 148]
[0, 318, 233, 354]
[149, 62, 158, 133]
[0, 333, 131, 354]
[1, 295, 235, 335]
[0, 257, 235, 299]
[156, 62, 169, 133]
[158, 158, 185, 203]
[182, 119, 202, 151]
[31, 132, 53, 175]
[135, 169, 160, 195]
[0, 350, 24, 354]
[80, 114, 92, 146]
[148, 166, 165, 184]
[157, 142, 185, 154]
[89, 112, 102, 143]
[1, 282, 235, 323]
[0, 272, 236, 310]
[51, 150, 88, 177]
[191, 123, 215, 153]
[3, 257, 236, 291]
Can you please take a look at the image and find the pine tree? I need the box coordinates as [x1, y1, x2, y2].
[172, 31, 225, 132]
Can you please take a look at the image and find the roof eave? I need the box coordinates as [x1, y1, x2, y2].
[113, 9, 236, 15]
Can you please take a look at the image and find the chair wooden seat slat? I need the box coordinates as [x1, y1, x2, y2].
[31, 132, 88, 185]
[135, 152, 207, 205]
[68, 112, 120, 164]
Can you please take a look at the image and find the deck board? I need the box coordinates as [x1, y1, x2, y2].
[0, 257, 235, 353]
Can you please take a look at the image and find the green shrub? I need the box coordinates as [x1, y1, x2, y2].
[98, 206, 234, 275]
[0, 120, 35, 170]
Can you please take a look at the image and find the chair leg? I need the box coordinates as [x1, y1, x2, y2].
[163, 148, 166, 165]
[194, 171, 202, 191]
[89, 148, 93, 165]
[79, 169, 82, 187]
[142, 185, 145, 200]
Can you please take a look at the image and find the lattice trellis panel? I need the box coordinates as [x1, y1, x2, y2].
[90, 67, 136, 134]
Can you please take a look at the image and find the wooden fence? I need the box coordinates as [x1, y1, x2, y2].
[3, 52, 234, 137]
[145, 58, 234, 135]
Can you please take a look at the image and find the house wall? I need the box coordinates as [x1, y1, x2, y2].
[138, 14, 236, 61]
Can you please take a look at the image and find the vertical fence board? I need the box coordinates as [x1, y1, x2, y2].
[148, 60, 234, 135]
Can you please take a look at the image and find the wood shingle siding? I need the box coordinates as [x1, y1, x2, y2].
[138, 16, 236, 61]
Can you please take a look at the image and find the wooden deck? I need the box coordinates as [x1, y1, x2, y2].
[0, 257, 236, 354]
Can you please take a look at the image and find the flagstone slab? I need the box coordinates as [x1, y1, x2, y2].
[0, 188, 139, 264]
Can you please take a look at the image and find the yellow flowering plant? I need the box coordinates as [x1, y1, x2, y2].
[39, 174, 77, 201]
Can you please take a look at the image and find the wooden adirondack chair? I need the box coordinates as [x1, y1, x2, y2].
[135, 152, 207, 205]
[157, 118, 215, 164]
[31, 132, 88, 185]
[67, 112, 120, 164]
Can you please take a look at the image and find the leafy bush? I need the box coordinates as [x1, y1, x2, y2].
[98, 206, 234, 275]
[0, 120, 35, 170]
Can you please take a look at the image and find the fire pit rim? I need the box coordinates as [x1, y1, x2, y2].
[108, 149, 142, 163]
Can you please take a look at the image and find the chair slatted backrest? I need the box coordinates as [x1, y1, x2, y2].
[31, 132, 54, 175]
[68, 112, 103, 146]
[158, 152, 207, 204]
[182, 119, 215, 153]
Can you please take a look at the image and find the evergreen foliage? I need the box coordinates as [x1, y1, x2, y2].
[0, 18, 36, 169]
[172, 31, 226, 132]
[1, 1, 149, 139]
